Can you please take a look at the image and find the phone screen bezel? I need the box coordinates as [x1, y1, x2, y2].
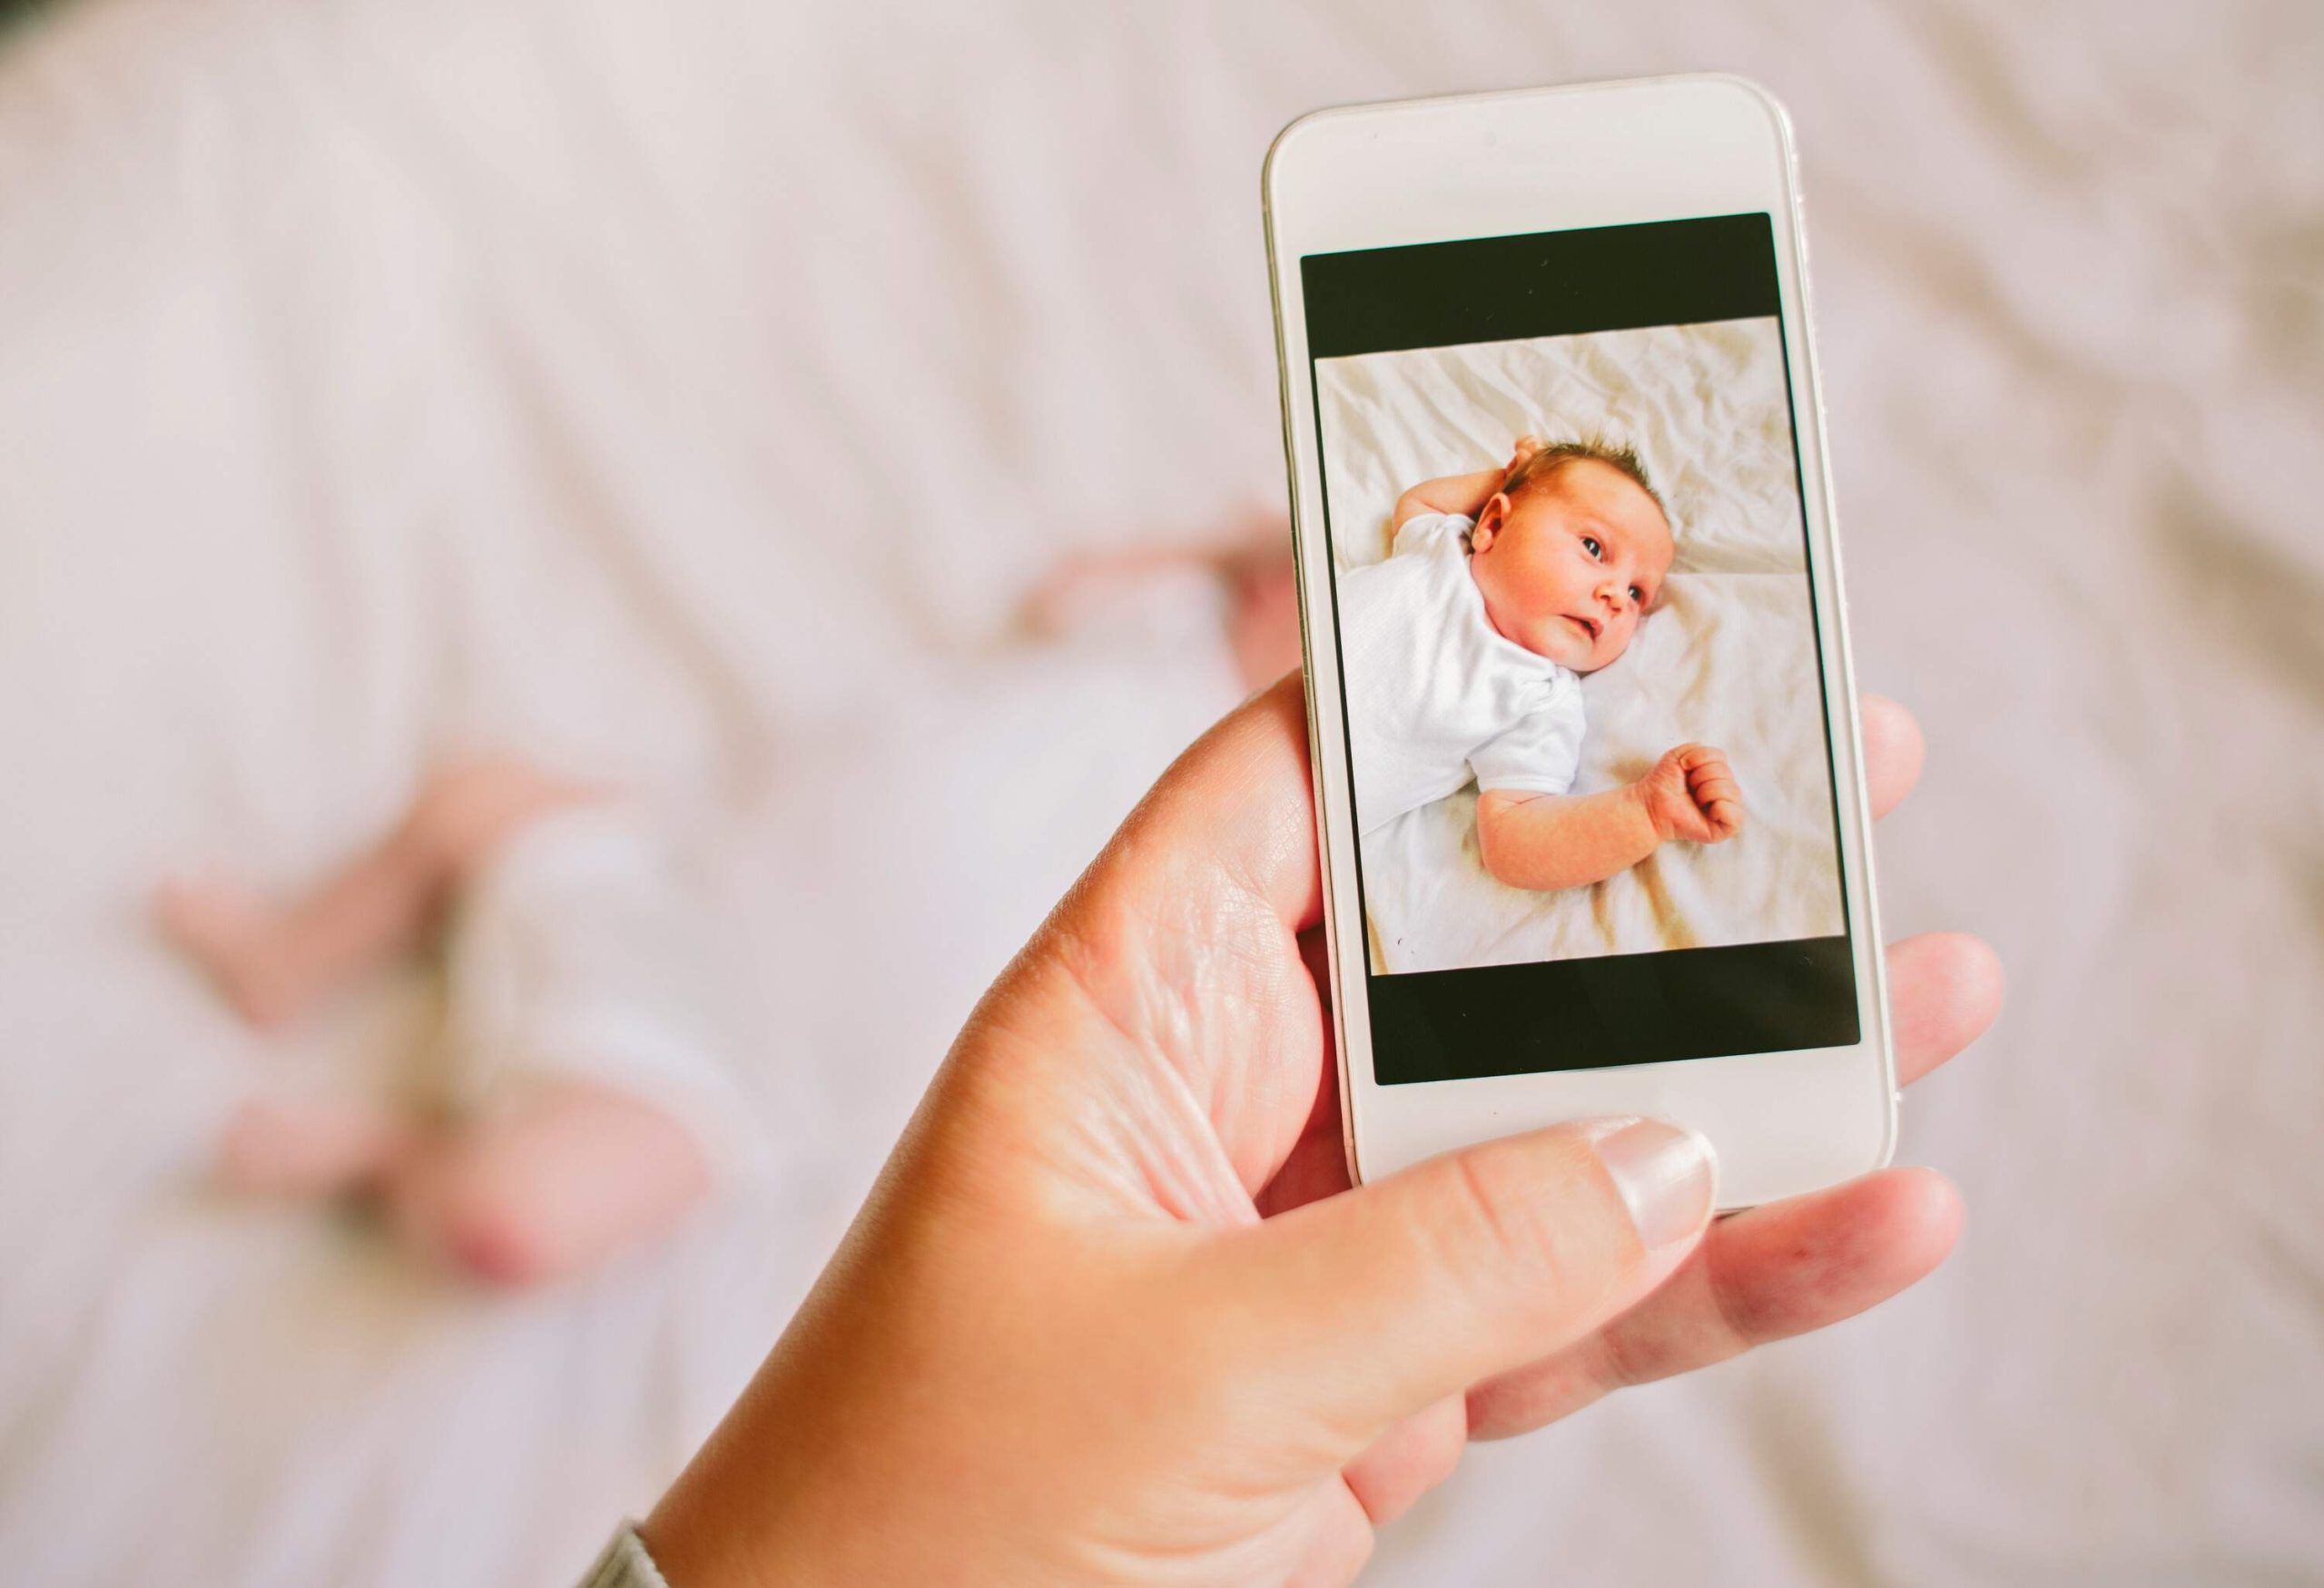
[1263, 75, 1896, 1208]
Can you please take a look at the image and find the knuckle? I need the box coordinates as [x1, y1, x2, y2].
[1441, 1139, 1580, 1296]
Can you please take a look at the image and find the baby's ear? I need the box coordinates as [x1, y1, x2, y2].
[1472, 492, 1512, 551]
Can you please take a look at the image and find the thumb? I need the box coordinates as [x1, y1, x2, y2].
[1212, 1119, 1716, 1439]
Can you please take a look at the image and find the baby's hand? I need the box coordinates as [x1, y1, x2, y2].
[1505, 434, 1544, 479]
[1637, 744, 1745, 844]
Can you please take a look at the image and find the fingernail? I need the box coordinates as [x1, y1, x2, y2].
[1588, 1119, 1718, 1252]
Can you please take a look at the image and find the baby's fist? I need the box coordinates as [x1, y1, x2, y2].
[1639, 744, 1746, 844]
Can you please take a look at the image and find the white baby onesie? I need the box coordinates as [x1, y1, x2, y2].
[1337, 512, 1585, 835]
[440, 804, 768, 1181]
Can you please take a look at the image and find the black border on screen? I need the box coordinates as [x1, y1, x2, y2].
[1300, 213, 1860, 1087]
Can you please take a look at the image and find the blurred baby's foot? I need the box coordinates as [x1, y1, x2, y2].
[154, 876, 297, 1030]
[215, 1096, 415, 1198]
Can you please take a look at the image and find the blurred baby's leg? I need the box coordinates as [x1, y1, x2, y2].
[210, 1081, 710, 1286]
[154, 876, 306, 1029]
[214, 1094, 417, 1196]
[381, 1079, 711, 1287]
[158, 757, 598, 1031]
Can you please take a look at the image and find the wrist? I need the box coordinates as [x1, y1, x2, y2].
[1625, 778, 1671, 845]
[642, 1435, 843, 1588]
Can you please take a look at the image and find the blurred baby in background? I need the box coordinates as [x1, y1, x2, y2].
[157, 758, 748, 1287]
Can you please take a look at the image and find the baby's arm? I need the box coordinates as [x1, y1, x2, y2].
[1387, 436, 1546, 541]
[1391, 466, 1509, 535]
[1474, 745, 1744, 892]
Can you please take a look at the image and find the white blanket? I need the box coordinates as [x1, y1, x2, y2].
[1, 2, 2319, 1586]
[1318, 321, 1845, 972]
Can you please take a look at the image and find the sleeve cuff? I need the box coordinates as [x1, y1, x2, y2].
[580, 1524, 670, 1588]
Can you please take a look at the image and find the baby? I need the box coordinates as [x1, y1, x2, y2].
[1340, 436, 1743, 891]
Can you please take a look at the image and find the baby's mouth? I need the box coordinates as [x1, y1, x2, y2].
[1565, 614, 1601, 644]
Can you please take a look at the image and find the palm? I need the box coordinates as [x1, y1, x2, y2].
[1039, 676, 1995, 1534]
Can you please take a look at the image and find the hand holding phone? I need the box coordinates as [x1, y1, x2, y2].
[643, 677, 2002, 1588]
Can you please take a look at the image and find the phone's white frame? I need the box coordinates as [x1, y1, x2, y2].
[1264, 75, 1895, 1209]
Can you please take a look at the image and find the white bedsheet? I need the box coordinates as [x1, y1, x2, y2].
[1319, 321, 1845, 972]
[2, 2, 2319, 1586]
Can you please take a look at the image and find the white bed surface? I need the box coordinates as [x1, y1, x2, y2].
[1, 2, 2319, 1586]
[1318, 321, 1845, 972]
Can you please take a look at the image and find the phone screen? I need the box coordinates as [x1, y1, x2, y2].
[1301, 213, 1861, 1086]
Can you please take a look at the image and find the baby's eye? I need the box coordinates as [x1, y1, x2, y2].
[1581, 536, 1602, 558]
[1629, 585, 1645, 605]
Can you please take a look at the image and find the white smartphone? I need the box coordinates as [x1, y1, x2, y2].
[1263, 75, 1894, 1208]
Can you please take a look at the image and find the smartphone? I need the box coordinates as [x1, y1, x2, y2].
[1263, 75, 1893, 1208]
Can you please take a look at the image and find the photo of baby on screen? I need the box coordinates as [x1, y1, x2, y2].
[1318, 318, 1846, 976]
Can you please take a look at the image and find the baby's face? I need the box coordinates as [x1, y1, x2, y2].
[1468, 459, 1673, 673]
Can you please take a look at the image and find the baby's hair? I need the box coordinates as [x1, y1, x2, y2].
[1502, 436, 1668, 524]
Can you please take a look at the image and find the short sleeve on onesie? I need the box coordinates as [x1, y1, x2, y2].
[1465, 669, 1585, 798]
[1338, 510, 1590, 831]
